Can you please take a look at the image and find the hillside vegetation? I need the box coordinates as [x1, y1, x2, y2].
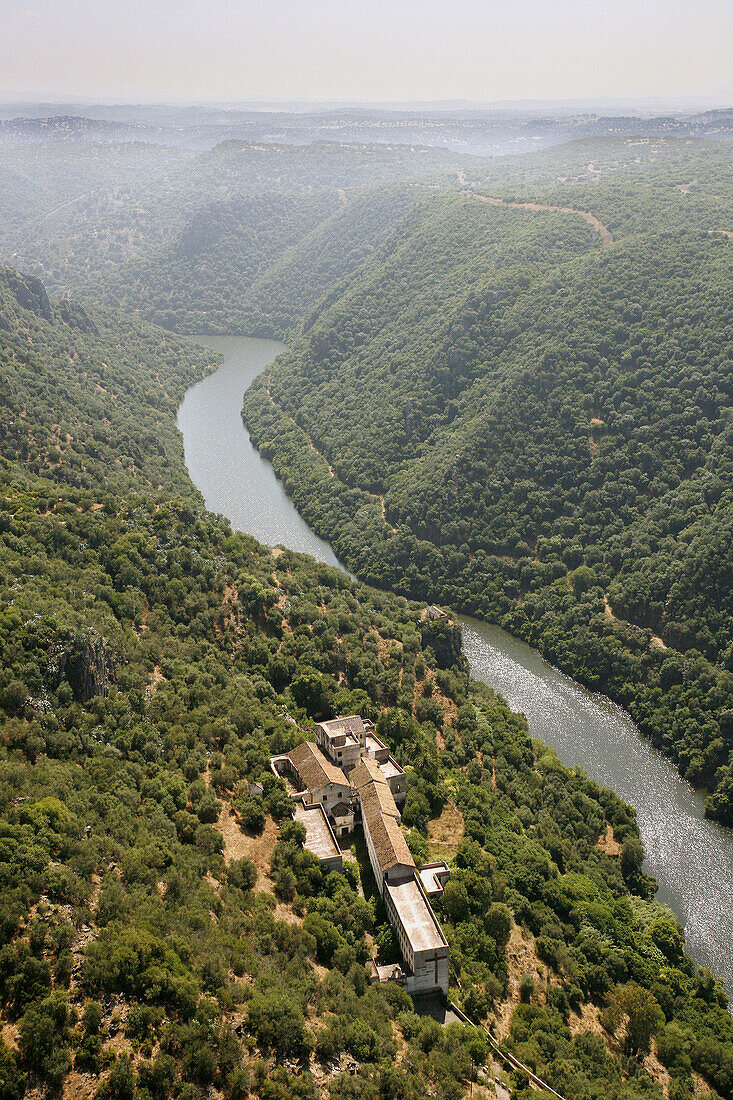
[242, 138, 733, 822]
[3, 258, 733, 1100]
[0, 140, 461, 334]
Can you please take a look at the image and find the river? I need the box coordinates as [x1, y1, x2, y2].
[178, 334, 733, 994]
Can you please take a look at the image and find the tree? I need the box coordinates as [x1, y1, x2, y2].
[18, 993, 70, 1089]
[441, 880, 470, 924]
[290, 667, 333, 718]
[571, 565, 597, 595]
[620, 837, 644, 888]
[303, 914, 340, 964]
[228, 857, 258, 892]
[518, 974, 535, 1004]
[0, 1039, 25, 1100]
[96, 1055, 135, 1100]
[238, 798, 265, 834]
[649, 917, 685, 964]
[484, 903, 512, 948]
[614, 983, 664, 1054]
[279, 820, 306, 847]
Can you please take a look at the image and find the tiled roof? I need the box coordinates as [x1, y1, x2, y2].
[365, 806, 415, 872]
[360, 777, 400, 822]
[288, 741, 348, 792]
[350, 757, 387, 790]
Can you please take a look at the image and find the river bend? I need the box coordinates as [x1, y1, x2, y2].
[178, 334, 733, 994]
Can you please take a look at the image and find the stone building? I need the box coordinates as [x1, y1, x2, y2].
[294, 803, 343, 871]
[318, 716, 407, 803]
[384, 877, 450, 996]
[315, 715, 367, 772]
[355, 761, 449, 996]
[271, 741, 352, 821]
[271, 717, 449, 997]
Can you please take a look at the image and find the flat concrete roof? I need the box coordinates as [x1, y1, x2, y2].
[419, 863, 449, 895]
[320, 716, 365, 744]
[386, 878, 447, 954]
[379, 757, 404, 781]
[294, 803, 341, 862]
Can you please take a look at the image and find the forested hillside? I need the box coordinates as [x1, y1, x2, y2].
[0, 141, 187, 255]
[243, 138, 733, 822]
[0, 266, 217, 494]
[4, 264, 733, 1100]
[96, 185, 427, 336]
[0, 139, 461, 334]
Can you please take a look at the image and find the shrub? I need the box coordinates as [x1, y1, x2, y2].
[518, 975, 535, 1004]
[247, 993, 313, 1062]
[228, 857, 258, 892]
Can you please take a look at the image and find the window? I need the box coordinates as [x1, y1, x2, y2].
[322, 795, 327, 801]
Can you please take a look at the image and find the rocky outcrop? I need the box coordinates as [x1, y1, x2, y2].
[419, 615, 463, 670]
[58, 296, 98, 334]
[5, 268, 53, 321]
[57, 633, 111, 702]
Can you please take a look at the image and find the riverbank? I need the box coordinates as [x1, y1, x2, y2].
[178, 333, 733, 995]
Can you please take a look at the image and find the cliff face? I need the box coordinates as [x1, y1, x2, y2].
[0, 268, 99, 333]
[5, 268, 53, 321]
[57, 296, 98, 334]
[57, 633, 111, 702]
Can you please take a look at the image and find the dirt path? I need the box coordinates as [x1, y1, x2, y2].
[604, 593, 668, 651]
[377, 493, 397, 534]
[458, 170, 613, 245]
[468, 191, 613, 244]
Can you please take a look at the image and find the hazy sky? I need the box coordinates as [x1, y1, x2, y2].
[1, 0, 731, 104]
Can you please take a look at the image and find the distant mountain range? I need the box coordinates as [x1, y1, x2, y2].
[0, 104, 730, 154]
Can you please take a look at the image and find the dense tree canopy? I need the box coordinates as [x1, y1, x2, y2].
[243, 138, 733, 822]
[2, 131, 733, 1099]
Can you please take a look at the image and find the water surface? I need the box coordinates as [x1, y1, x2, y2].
[177, 335, 340, 566]
[178, 334, 733, 993]
[461, 618, 733, 990]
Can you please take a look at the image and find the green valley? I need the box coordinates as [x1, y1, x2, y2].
[2, 123, 733, 1100]
[242, 137, 733, 823]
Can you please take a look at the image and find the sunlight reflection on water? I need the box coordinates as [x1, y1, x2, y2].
[461, 617, 733, 992]
[178, 334, 733, 995]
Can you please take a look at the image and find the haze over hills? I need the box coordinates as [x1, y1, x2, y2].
[0, 100, 731, 154]
[2, 101, 733, 1100]
[0, 138, 463, 330]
